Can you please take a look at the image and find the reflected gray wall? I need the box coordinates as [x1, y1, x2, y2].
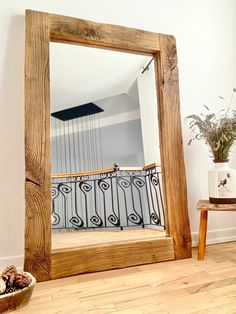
[51, 118, 144, 174]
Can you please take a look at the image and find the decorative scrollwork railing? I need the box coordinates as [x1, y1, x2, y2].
[51, 163, 165, 230]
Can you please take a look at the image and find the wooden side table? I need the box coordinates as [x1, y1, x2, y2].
[197, 200, 236, 260]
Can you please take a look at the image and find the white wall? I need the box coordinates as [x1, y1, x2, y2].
[0, 0, 236, 267]
[137, 63, 161, 165]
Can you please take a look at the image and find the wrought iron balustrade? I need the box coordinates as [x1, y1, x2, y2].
[51, 164, 165, 230]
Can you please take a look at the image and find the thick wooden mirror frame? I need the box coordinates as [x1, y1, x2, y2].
[24, 10, 191, 282]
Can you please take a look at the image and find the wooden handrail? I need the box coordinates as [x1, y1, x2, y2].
[51, 167, 114, 179]
[143, 162, 160, 170]
[51, 162, 161, 179]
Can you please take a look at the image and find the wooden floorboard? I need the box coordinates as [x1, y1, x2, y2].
[52, 228, 166, 251]
[14, 241, 236, 313]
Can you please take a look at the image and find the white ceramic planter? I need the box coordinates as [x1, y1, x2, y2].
[208, 161, 236, 204]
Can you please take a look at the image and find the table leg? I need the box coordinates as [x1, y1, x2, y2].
[198, 210, 208, 260]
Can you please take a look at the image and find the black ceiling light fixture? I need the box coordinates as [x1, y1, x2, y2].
[51, 103, 104, 121]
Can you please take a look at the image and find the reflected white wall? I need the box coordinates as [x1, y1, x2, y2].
[137, 62, 161, 164]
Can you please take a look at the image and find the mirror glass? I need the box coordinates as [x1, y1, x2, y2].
[50, 43, 164, 248]
[50, 43, 161, 172]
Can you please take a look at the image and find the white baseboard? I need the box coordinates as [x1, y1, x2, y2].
[192, 227, 236, 247]
[0, 255, 24, 269]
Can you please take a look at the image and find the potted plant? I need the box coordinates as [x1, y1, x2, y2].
[187, 88, 236, 204]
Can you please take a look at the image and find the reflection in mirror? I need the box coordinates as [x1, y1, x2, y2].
[50, 44, 161, 172]
[50, 43, 165, 249]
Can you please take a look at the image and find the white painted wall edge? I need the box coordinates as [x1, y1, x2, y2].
[0, 255, 24, 269]
[1, 227, 236, 269]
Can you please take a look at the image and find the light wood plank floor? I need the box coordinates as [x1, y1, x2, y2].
[52, 228, 166, 251]
[16, 241, 236, 314]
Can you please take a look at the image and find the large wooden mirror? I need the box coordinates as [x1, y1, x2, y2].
[24, 10, 191, 282]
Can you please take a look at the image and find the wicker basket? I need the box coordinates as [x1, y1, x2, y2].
[0, 273, 36, 313]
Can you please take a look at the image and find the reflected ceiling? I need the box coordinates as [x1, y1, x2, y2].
[50, 43, 152, 117]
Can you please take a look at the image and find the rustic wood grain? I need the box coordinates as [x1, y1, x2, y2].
[49, 13, 160, 54]
[24, 10, 51, 281]
[51, 237, 174, 279]
[197, 200, 236, 260]
[197, 200, 236, 211]
[156, 34, 192, 259]
[198, 210, 208, 260]
[25, 9, 191, 281]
